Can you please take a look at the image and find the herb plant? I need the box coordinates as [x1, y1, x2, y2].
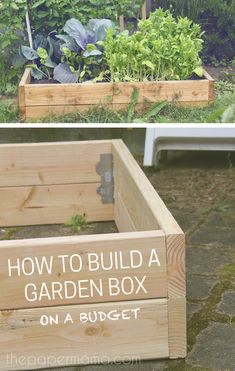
[103, 8, 204, 82]
[65, 214, 87, 233]
[156, 0, 235, 62]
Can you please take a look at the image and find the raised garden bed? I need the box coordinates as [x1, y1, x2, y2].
[0, 140, 186, 370]
[19, 67, 215, 120]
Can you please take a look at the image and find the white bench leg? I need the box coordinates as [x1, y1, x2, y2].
[144, 128, 157, 166]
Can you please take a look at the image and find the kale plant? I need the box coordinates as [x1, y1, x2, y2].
[54, 18, 115, 83]
[15, 33, 60, 80]
[104, 8, 204, 82]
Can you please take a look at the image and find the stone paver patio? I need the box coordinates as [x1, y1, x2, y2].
[1, 151, 234, 371]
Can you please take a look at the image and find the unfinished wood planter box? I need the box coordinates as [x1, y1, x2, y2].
[0, 140, 186, 370]
[19, 67, 215, 120]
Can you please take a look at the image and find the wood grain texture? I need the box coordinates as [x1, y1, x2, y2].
[0, 141, 112, 187]
[23, 101, 211, 120]
[19, 69, 214, 119]
[24, 83, 113, 106]
[167, 234, 185, 297]
[113, 80, 211, 104]
[114, 191, 136, 232]
[168, 297, 187, 358]
[24, 104, 98, 119]
[0, 298, 169, 370]
[112, 140, 185, 298]
[19, 69, 31, 121]
[19, 68, 31, 85]
[0, 183, 113, 227]
[0, 231, 166, 310]
[112, 140, 182, 236]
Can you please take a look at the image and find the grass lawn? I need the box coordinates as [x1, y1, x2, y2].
[0, 67, 234, 124]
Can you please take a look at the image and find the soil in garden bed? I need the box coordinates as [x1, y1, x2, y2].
[31, 78, 59, 84]
[0, 221, 118, 241]
[30, 72, 203, 85]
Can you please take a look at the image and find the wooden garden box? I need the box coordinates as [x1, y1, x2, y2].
[19, 67, 215, 120]
[0, 140, 186, 370]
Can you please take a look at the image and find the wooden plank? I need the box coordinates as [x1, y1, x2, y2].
[141, 1, 147, 19]
[113, 80, 210, 104]
[203, 70, 215, 102]
[114, 191, 136, 232]
[19, 70, 214, 120]
[112, 140, 182, 235]
[0, 298, 169, 370]
[167, 233, 185, 298]
[112, 140, 185, 298]
[0, 231, 166, 310]
[0, 141, 112, 187]
[24, 99, 211, 120]
[24, 83, 113, 106]
[0, 183, 113, 227]
[19, 68, 31, 86]
[119, 15, 125, 31]
[24, 104, 101, 119]
[168, 297, 187, 358]
[19, 68, 31, 121]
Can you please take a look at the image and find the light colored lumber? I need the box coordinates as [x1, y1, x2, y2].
[119, 15, 125, 31]
[0, 231, 166, 310]
[0, 183, 113, 227]
[19, 68, 31, 121]
[113, 80, 211, 104]
[141, 1, 147, 19]
[0, 298, 169, 370]
[112, 140, 182, 235]
[167, 233, 185, 297]
[24, 104, 99, 119]
[168, 297, 187, 358]
[0, 141, 112, 187]
[23, 100, 211, 120]
[112, 140, 185, 298]
[24, 83, 113, 106]
[19, 69, 214, 120]
[19, 68, 31, 86]
[203, 71, 215, 102]
[114, 191, 136, 232]
[203, 70, 214, 81]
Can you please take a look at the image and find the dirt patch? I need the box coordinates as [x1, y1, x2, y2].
[0, 222, 118, 241]
[206, 66, 235, 81]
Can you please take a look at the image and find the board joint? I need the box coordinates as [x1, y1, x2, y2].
[96, 153, 114, 204]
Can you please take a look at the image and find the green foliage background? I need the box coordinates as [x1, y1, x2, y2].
[0, 0, 145, 51]
[0, 0, 144, 91]
[154, 0, 235, 62]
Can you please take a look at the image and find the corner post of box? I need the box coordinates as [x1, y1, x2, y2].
[19, 68, 31, 121]
[166, 232, 186, 359]
[96, 153, 114, 204]
[204, 70, 215, 103]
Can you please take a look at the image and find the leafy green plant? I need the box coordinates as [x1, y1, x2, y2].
[115, 87, 168, 123]
[27, 0, 145, 31]
[221, 104, 235, 123]
[16, 17, 115, 82]
[0, 0, 145, 92]
[65, 213, 87, 232]
[155, 0, 235, 62]
[216, 80, 235, 97]
[104, 8, 204, 82]
[54, 18, 115, 83]
[0, 99, 18, 122]
[15, 33, 59, 80]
